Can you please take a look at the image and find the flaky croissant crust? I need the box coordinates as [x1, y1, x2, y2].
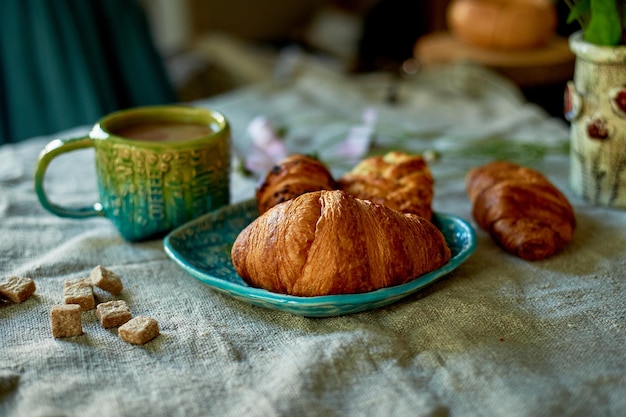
[232, 190, 451, 296]
[339, 151, 434, 220]
[255, 154, 337, 215]
[466, 161, 575, 261]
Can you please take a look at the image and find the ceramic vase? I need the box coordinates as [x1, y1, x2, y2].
[565, 31, 626, 208]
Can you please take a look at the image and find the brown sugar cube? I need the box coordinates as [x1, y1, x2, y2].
[0, 276, 36, 303]
[50, 304, 83, 338]
[118, 315, 159, 345]
[63, 279, 95, 311]
[96, 300, 132, 328]
[90, 265, 123, 295]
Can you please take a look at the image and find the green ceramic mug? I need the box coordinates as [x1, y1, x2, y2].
[34, 106, 231, 241]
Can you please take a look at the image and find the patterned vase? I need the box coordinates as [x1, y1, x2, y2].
[565, 31, 626, 208]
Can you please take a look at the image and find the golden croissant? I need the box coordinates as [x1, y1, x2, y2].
[466, 161, 575, 261]
[339, 151, 434, 220]
[255, 154, 336, 215]
[231, 190, 451, 296]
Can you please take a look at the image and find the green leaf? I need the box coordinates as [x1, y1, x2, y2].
[585, 0, 622, 45]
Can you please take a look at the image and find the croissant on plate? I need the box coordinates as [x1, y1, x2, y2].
[231, 190, 451, 296]
[338, 151, 434, 220]
[255, 154, 337, 215]
[466, 161, 575, 261]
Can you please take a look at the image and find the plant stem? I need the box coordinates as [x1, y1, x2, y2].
[564, 0, 590, 29]
[617, 1, 626, 45]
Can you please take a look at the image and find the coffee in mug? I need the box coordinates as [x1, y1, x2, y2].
[34, 106, 231, 241]
[113, 122, 215, 142]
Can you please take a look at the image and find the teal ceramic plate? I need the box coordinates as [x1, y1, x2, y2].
[164, 200, 476, 317]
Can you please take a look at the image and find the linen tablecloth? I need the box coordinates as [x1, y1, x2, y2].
[1, 62, 624, 417]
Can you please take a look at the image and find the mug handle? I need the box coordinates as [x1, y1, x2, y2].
[34, 137, 105, 218]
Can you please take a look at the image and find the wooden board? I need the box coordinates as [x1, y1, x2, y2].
[415, 32, 575, 87]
